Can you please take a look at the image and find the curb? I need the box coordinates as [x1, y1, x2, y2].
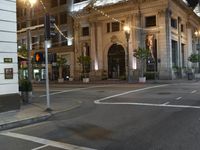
[0, 114, 51, 131]
[0, 101, 82, 131]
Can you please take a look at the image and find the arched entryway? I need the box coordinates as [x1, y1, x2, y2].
[108, 44, 125, 79]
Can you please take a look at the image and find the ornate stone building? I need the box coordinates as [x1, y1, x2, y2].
[71, 0, 200, 80]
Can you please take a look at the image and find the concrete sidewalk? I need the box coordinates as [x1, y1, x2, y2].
[0, 94, 82, 131]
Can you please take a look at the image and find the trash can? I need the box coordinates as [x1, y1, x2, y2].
[187, 72, 193, 80]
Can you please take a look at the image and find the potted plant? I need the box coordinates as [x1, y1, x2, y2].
[57, 55, 67, 83]
[77, 55, 91, 83]
[19, 78, 32, 104]
[133, 47, 151, 83]
[188, 53, 200, 79]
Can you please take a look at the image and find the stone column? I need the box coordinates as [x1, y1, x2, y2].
[157, 8, 172, 79]
[96, 22, 103, 71]
[90, 22, 97, 71]
[186, 22, 194, 68]
[73, 21, 81, 80]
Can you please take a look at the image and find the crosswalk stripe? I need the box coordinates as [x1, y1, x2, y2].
[0, 132, 97, 150]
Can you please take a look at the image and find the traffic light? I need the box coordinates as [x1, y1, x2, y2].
[34, 52, 43, 64]
[44, 13, 56, 40]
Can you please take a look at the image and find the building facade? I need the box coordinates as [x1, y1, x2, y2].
[71, 0, 200, 80]
[17, 0, 74, 81]
[0, 0, 20, 112]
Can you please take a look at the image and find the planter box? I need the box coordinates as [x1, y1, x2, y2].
[83, 78, 89, 83]
[58, 78, 64, 83]
[69, 78, 73, 81]
[139, 77, 146, 83]
[21, 91, 32, 104]
[0, 94, 21, 112]
[195, 73, 200, 79]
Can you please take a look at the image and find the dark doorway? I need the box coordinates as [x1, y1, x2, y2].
[108, 44, 125, 79]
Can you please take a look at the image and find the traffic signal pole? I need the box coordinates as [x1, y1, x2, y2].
[44, 40, 51, 111]
[44, 13, 56, 111]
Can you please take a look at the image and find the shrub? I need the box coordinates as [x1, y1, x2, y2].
[19, 79, 32, 92]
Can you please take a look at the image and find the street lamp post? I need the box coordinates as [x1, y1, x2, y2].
[194, 30, 200, 73]
[124, 26, 131, 83]
[24, 0, 37, 81]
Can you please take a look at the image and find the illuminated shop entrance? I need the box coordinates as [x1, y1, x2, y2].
[108, 44, 125, 79]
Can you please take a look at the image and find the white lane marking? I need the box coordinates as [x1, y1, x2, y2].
[94, 84, 168, 104]
[32, 145, 49, 150]
[40, 85, 112, 97]
[95, 101, 200, 109]
[162, 102, 170, 105]
[176, 97, 182, 100]
[0, 132, 97, 150]
[191, 90, 197, 94]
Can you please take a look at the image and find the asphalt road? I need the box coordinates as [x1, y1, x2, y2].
[0, 81, 200, 150]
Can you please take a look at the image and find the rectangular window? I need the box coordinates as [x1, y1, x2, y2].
[145, 16, 156, 27]
[181, 24, 184, 32]
[82, 27, 89, 36]
[171, 18, 177, 29]
[60, 12, 67, 25]
[111, 22, 120, 32]
[172, 40, 178, 66]
[107, 23, 110, 33]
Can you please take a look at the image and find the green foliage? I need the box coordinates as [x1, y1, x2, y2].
[77, 55, 91, 78]
[57, 56, 67, 67]
[133, 47, 151, 77]
[19, 79, 32, 92]
[188, 53, 200, 63]
[133, 47, 151, 60]
[18, 45, 28, 58]
[77, 55, 91, 66]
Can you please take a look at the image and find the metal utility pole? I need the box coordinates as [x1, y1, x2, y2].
[124, 26, 131, 83]
[44, 13, 56, 111]
[26, 3, 32, 81]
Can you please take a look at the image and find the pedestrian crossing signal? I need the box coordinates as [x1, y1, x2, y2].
[34, 52, 43, 63]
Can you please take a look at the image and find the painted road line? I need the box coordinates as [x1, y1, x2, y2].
[191, 90, 197, 94]
[94, 84, 169, 104]
[176, 97, 182, 100]
[95, 101, 200, 109]
[40, 85, 112, 97]
[162, 102, 170, 105]
[0, 132, 97, 150]
[32, 145, 49, 150]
